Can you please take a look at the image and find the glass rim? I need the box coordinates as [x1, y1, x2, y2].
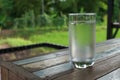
[69, 13, 96, 16]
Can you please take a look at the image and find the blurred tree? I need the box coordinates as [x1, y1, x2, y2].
[0, 0, 13, 29]
[12, 0, 41, 17]
[0, 0, 109, 29]
[113, 0, 120, 22]
[45, 0, 107, 17]
[0, 0, 108, 19]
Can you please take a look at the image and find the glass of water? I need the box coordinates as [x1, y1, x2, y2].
[69, 13, 96, 69]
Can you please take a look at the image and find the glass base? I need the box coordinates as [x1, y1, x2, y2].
[73, 61, 94, 69]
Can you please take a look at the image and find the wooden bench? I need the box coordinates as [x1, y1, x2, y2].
[0, 39, 120, 80]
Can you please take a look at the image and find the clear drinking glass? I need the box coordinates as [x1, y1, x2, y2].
[69, 13, 96, 69]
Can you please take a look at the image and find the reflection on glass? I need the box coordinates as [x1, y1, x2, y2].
[69, 13, 96, 68]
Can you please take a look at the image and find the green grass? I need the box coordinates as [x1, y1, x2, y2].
[0, 27, 107, 47]
[0, 38, 32, 47]
[29, 25, 107, 46]
[1, 23, 120, 47]
[29, 31, 69, 45]
[96, 27, 106, 42]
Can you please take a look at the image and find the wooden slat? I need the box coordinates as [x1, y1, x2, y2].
[8, 71, 24, 80]
[22, 46, 120, 73]
[11, 39, 120, 79]
[96, 43, 119, 53]
[95, 46, 120, 61]
[13, 39, 120, 66]
[1, 67, 9, 80]
[33, 62, 73, 78]
[96, 39, 120, 53]
[53, 52, 120, 80]
[98, 68, 120, 80]
[13, 53, 56, 65]
[13, 49, 68, 65]
[1, 39, 120, 80]
[112, 22, 120, 28]
[22, 55, 70, 72]
[0, 61, 41, 80]
[31, 46, 120, 79]
[96, 38, 120, 46]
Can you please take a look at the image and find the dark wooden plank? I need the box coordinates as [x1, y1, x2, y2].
[13, 53, 56, 65]
[11, 39, 120, 79]
[107, 0, 114, 39]
[22, 55, 69, 72]
[1, 39, 120, 80]
[98, 68, 120, 80]
[13, 49, 68, 65]
[32, 45, 120, 80]
[22, 45, 120, 73]
[13, 39, 120, 66]
[33, 62, 73, 78]
[53, 51, 120, 80]
[1, 67, 9, 80]
[0, 61, 41, 80]
[113, 22, 120, 28]
[96, 38, 120, 47]
[8, 71, 25, 80]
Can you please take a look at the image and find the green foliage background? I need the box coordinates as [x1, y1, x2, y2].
[0, 0, 120, 47]
[0, 0, 109, 29]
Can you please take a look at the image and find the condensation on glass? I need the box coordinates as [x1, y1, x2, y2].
[69, 13, 96, 68]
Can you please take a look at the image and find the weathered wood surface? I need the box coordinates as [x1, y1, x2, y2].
[53, 51, 120, 80]
[1, 67, 8, 80]
[0, 39, 120, 80]
[13, 49, 68, 65]
[8, 71, 24, 80]
[33, 62, 72, 78]
[98, 68, 120, 80]
[0, 62, 41, 80]
[22, 55, 69, 72]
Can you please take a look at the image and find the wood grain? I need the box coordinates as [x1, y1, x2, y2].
[0, 61, 41, 80]
[22, 55, 70, 72]
[98, 68, 120, 80]
[53, 52, 120, 80]
[8, 71, 24, 80]
[13, 49, 68, 65]
[1, 67, 9, 80]
[33, 62, 72, 78]
[1, 39, 120, 80]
